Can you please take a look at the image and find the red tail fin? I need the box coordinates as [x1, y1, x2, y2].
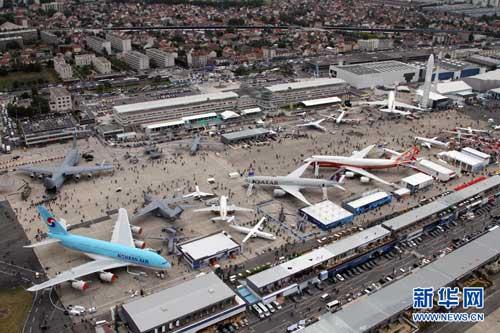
[396, 146, 420, 163]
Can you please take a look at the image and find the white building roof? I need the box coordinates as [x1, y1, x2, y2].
[416, 89, 449, 101]
[114, 92, 239, 114]
[143, 119, 185, 130]
[439, 150, 484, 167]
[346, 192, 390, 210]
[265, 78, 345, 93]
[240, 107, 262, 115]
[436, 81, 472, 95]
[220, 110, 240, 120]
[401, 172, 434, 187]
[178, 232, 240, 261]
[418, 159, 455, 175]
[182, 112, 217, 122]
[462, 147, 490, 160]
[301, 97, 342, 107]
[489, 87, 500, 94]
[300, 200, 353, 225]
[467, 69, 500, 81]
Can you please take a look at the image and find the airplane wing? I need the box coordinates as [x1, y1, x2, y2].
[24, 238, 61, 248]
[279, 185, 311, 205]
[194, 206, 220, 213]
[287, 162, 311, 178]
[18, 166, 57, 176]
[350, 145, 375, 159]
[111, 209, 134, 248]
[27, 258, 127, 292]
[242, 217, 266, 243]
[62, 164, 114, 176]
[379, 108, 411, 116]
[226, 205, 253, 212]
[343, 165, 393, 186]
[360, 100, 387, 107]
[422, 142, 432, 149]
[394, 101, 423, 111]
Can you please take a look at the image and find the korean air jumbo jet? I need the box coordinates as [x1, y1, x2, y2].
[26, 206, 171, 292]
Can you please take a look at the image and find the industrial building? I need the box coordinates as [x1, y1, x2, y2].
[305, 226, 500, 333]
[299, 200, 354, 230]
[124, 51, 150, 71]
[438, 150, 488, 172]
[434, 80, 473, 98]
[462, 147, 491, 164]
[0, 28, 38, 42]
[298, 96, 342, 110]
[20, 114, 78, 146]
[413, 58, 482, 82]
[105, 33, 131, 52]
[177, 231, 241, 269]
[401, 172, 434, 193]
[220, 128, 273, 144]
[330, 60, 420, 89]
[259, 78, 347, 111]
[113, 91, 240, 127]
[463, 69, 500, 91]
[245, 225, 393, 301]
[85, 35, 111, 55]
[122, 273, 246, 333]
[343, 191, 392, 215]
[416, 159, 456, 182]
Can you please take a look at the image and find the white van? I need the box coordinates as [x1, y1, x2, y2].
[252, 304, 265, 319]
[257, 302, 270, 316]
[326, 300, 340, 312]
[321, 293, 330, 301]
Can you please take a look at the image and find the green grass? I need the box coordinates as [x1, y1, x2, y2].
[0, 288, 33, 333]
[0, 69, 59, 91]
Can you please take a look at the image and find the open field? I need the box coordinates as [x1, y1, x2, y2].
[0, 69, 59, 91]
[0, 288, 32, 333]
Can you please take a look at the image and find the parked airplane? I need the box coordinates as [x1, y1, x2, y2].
[305, 145, 420, 186]
[455, 127, 490, 135]
[194, 195, 253, 222]
[170, 134, 225, 155]
[414, 136, 449, 149]
[296, 119, 327, 131]
[183, 185, 214, 199]
[26, 206, 170, 292]
[322, 109, 362, 124]
[133, 193, 191, 221]
[245, 162, 345, 205]
[18, 134, 113, 192]
[229, 217, 276, 243]
[361, 91, 422, 116]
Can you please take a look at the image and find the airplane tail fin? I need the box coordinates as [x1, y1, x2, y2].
[37, 205, 68, 235]
[396, 146, 420, 164]
[72, 131, 77, 149]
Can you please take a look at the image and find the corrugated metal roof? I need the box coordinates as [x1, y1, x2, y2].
[436, 81, 472, 95]
[221, 128, 271, 141]
[122, 273, 235, 332]
[346, 192, 390, 210]
[305, 226, 500, 333]
[178, 232, 240, 261]
[264, 78, 345, 93]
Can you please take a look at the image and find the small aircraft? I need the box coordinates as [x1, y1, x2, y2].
[245, 162, 345, 205]
[455, 127, 490, 135]
[133, 193, 191, 221]
[183, 185, 214, 199]
[361, 91, 422, 116]
[18, 133, 113, 192]
[229, 217, 276, 243]
[305, 145, 420, 186]
[296, 119, 327, 131]
[194, 195, 253, 222]
[26, 206, 170, 292]
[414, 136, 449, 149]
[322, 109, 362, 124]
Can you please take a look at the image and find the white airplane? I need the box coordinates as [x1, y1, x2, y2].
[296, 119, 327, 131]
[229, 217, 276, 243]
[414, 136, 449, 149]
[305, 145, 420, 186]
[362, 91, 422, 116]
[322, 109, 362, 124]
[456, 127, 489, 135]
[183, 185, 214, 199]
[194, 195, 253, 222]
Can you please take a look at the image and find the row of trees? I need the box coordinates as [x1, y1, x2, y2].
[7, 95, 50, 119]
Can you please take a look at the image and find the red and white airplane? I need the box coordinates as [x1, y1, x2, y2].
[305, 145, 420, 186]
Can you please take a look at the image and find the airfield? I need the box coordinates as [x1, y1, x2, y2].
[0, 106, 493, 315]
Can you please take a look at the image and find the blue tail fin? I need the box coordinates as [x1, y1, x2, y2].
[37, 205, 68, 235]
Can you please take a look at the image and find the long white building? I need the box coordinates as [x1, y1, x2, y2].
[124, 51, 150, 71]
[106, 33, 132, 53]
[146, 48, 176, 68]
[113, 91, 240, 127]
[85, 35, 111, 55]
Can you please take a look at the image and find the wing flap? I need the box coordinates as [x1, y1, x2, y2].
[279, 185, 311, 205]
[226, 205, 253, 212]
[18, 166, 57, 176]
[344, 165, 393, 186]
[350, 145, 375, 159]
[23, 238, 61, 248]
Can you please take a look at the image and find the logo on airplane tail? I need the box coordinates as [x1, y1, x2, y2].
[46, 217, 56, 227]
[397, 146, 420, 163]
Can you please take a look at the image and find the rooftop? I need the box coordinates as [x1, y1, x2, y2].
[334, 60, 418, 76]
[178, 232, 240, 261]
[436, 81, 472, 95]
[300, 200, 353, 224]
[122, 273, 236, 333]
[300, 96, 342, 107]
[345, 191, 390, 209]
[264, 78, 345, 93]
[221, 128, 272, 141]
[401, 172, 434, 186]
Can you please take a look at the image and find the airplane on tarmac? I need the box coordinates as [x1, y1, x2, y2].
[414, 136, 450, 149]
[194, 195, 253, 222]
[305, 145, 420, 186]
[18, 133, 113, 192]
[26, 206, 170, 292]
[170, 134, 225, 155]
[183, 185, 214, 199]
[245, 162, 345, 206]
[133, 193, 192, 221]
[360, 91, 422, 116]
[296, 119, 327, 131]
[229, 217, 276, 243]
[455, 127, 490, 135]
[321, 109, 362, 124]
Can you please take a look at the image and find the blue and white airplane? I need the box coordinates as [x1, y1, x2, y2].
[26, 206, 171, 292]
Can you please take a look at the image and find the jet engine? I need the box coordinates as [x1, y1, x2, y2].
[86, 173, 92, 179]
[38, 174, 44, 179]
[71, 280, 89, 291]
[30, 173, 35, 178]
[134, 240, 146, 249]
[130, 226, 142, 235]
[273, 189, 287, 197]
[98, 272, 117, 283]
[74, 174, 81, 180]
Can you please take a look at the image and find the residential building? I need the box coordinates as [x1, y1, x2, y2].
[53, 56, 73, 80]
[49, 87, 72, 112]
[41, 2, 64, 12]
[105, 33, 132, 52]
[92, 56, 111, 74]
[85, 35, 111, 55]
[357, 39, 394, 51]
[74, 53, 95, 66]
[40, 31, 58, 45]
[146, 48, 176, 68]
[0, 36, 23, 50]
[0, 28, 37, 42]
[124, 50, 150, 71]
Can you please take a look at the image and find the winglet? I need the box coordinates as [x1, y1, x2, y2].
[37, 205, 68, 235]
